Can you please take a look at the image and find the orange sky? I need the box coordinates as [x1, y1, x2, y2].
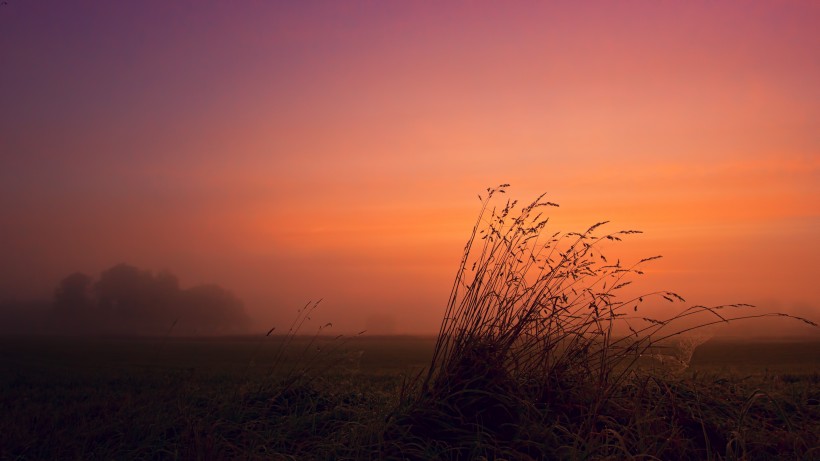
[1, 2, 818, 335]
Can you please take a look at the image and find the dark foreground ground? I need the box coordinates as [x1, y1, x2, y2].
[1, 335, 818, 460]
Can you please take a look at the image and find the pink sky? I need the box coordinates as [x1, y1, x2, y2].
[1, 1, 818, 335]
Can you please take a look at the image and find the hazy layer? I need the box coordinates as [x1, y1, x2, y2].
[1, 2, 818, 335]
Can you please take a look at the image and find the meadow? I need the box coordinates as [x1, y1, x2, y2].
[1, 335, 818, 460]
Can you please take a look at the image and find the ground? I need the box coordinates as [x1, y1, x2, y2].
[1, 335, 818, 460]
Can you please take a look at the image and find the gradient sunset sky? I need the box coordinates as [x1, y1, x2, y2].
[1, 1, 818, 335]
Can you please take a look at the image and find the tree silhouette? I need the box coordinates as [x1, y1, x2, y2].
[178, 283, 250, 334]
[53, 272, 94, 318]
[51, 263, 251, 334]
[95, 263, 157, 325]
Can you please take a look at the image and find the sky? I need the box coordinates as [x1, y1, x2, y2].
[1, 1, 818, 336]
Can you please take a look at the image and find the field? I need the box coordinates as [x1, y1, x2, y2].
[1, 335, 818, 460]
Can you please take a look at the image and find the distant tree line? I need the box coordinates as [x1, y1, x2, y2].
[52, 263, 250, 335]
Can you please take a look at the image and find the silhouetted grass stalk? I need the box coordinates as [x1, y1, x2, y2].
[404, 184, 817, 457]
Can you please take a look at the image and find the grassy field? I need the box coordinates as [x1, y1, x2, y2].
[1, 335, 818, 460]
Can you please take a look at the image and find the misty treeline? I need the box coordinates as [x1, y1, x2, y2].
[2, 263, 250, 335]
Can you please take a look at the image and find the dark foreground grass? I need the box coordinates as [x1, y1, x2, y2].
[0, 336, 818, 460]
[0, 336, 418, 460]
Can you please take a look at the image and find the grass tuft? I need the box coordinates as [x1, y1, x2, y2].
[387, 185, 818, 459]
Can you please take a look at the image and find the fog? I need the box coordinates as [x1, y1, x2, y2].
[1, 2, 818, 338]
[0, 231, 816, 338]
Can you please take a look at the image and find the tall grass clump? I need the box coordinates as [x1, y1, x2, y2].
[388, 184, 817, 460]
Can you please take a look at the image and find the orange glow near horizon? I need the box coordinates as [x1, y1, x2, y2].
[0, 2, 818, 335]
